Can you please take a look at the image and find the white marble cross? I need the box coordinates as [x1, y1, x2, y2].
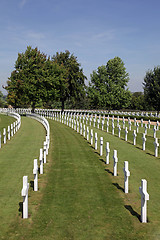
[95, 132, 98, 150]
[154, 138, 159, 157]
[134, 118, 136, 126]
[100, 137, 103, 156]
[21, 176, 29, 218]
[153, 125, 156, 138]
[33, 159, 38, 191]
[90, 129, 93, 145]
[123, 117, 125, 129]
[11, 124, 13, 137]
[89, 117, 92, 126]
[118, 125, 121, 138]
[139, 179, 149, 223]
[3, 128, 6, 144]
[144, 124, 148, 135]
[77, 121, 79, 133]
[129, 120, 132, 131]
[142, 133, 147, 151]
[125, 127, 128, 141]
[43, 141, 47, 164]
[83, 124, 86, 138]
[102, 120, 104, 131]
[141, 119, 143, 128]
[87, 126, 89, 141]
[157, 121, 159, 130]
[106, 142, 110, 164]
[112, 123, 115, 135]
[136, 122, 139, 133]
[148, 119, 151, 129]
[123, 161, 130, 193]
[117, 116, 119, 127]
[133, 130, 137, 145]
[113, 150, 118, 176]
[39, 148, 43, 174]
[106, 121, 109, 133]
[7, 126, 10, 140]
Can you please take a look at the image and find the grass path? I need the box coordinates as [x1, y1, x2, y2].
[0, 116, 45, 239]
[7, 120, 152, 240]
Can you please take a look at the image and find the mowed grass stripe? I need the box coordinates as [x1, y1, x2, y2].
[0, 117, 46, 237]
[0, 114, 15, 137]
[11, 120, 150, 240]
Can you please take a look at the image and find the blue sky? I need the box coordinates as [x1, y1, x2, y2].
[1, 0, 160, 94]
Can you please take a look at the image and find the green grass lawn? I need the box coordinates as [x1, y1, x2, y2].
[1, 116, 160, 239]
[0, 116, 46, 239]
[0, 114, 15, 141]
[4, 119, 155, 240]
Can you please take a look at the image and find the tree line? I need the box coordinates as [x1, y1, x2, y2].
[2, 46, 160, 112]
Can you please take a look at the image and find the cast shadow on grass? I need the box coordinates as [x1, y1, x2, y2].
[99, 158, 106, 164]
[30, 180, 34, 191]
[112, 183, 124, 192]
[124, 205, 141, 222]
[105, 168, 113, 176]
[19, 202, 23, 218]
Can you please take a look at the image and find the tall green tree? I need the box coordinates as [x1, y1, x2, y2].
[143, 66, 160, 112]
[88, 57, 131, 109]
[5, 46, 65, 111]
[130, 92, 145, 110]
[52, 50, 87, 111]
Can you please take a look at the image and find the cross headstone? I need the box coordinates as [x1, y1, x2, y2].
[106, 121, 109, 133]
[39, 148, 43, 174]
[100, 137, 103, 156]
[141, 119, 143, 128]
[136, 122, 139, 133]
[153, 125, 156, 139]
[125, 127, 128, 141]
[134, 118, 136, 126]
[3, 128, 6, 144]
[144, 124, 148, 135]
[33, 159, 38, 191]
[87, 127, 89, 141]
[112, 123, 115, 135]
[7, 126, 10, 140]
[148, 120, 151, 129]
[142, 133, 147, 151]
[93, 118, 96, 127]
[102, 120, 104, 131]
[43, 141, 47, 164]
[129, 120, 132, 131]
[154, 138, 159, 157]
[123, 161, 130, 193]
[21, 176, 29, 219]
[139, 179, 149, 223]
[95, 132, 98, 150]
[83, 124, 86, 138]
[133, 130, 137, 145]
[118, 125, 121, 138]
[113, 150, 118, 176]
[90, 129, 93, 145]
[117, 116, 119, 127]
[106, 142, 110, 164]
[11, 124, 13, 137]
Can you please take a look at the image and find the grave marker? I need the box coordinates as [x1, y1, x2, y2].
[21, 176, 29, 219]
[123, 161, 130, 193]
[33, 159, 38, 191]
[106, 142, 110, 164]
[139, 179, 149, 223]
[113, 150, 118, 176]
[100, 137, 103, 156]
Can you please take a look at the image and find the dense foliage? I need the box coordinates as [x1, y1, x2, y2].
[88, 57, 131, 109]
[143, 66, 160, 112]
